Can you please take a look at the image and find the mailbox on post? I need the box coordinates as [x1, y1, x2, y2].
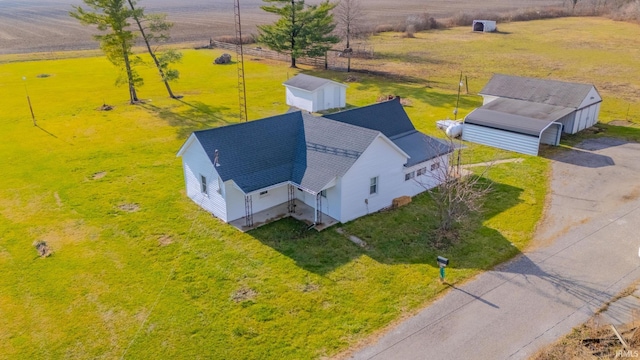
[437, 256, 449, 267]
[437, 256, 449, 282]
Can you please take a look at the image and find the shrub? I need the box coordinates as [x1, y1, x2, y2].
[213, 34, 256, 45]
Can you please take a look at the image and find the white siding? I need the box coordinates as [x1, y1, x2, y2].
[285, 84, 347, 112]
[181, 139, 228, 221]
[338, 136, 409, 223]
[285, 87, 314, 112]
[572, 103, 600, 134]
[225, 183, 246, 222]
[540, 123, 562, 145]
[481, 95, 499, 105]
[403, 156, 450, 196]
[249, 184, 289, 214]
[578, 87, 602, 108]
[463, 124, 540, 156]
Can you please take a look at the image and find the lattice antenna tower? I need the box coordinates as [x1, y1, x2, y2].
[234, 0, 248, 122]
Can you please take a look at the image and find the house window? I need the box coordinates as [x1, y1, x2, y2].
[217, 177, 224, 195]
[320, 189, 327, 198]
[417, 167, 427, 176]
[405, 171, 415, 181]
[431, 162, 440, 171]
[369, 176, 378, 195]
[259, 190, 269, 197]
[200, 175, 208, 195]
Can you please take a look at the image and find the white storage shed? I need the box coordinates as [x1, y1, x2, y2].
[473, 20, 497, 33]
[283, 73, 347, 112]
[462, 74, 602, 155]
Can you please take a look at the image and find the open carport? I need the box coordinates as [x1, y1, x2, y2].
[462, 98, 570, 155]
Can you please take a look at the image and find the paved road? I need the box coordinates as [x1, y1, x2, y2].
[351, 138, 640, 360]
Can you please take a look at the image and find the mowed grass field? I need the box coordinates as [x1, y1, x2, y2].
[0, 17, 637, 359]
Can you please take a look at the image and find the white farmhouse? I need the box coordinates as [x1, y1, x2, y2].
[283, 73, 347, 112]
[177, 98, 452, 231]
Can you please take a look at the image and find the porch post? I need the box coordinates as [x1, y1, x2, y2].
[315, 193, 322, 224]
[288, 184, 295, 213]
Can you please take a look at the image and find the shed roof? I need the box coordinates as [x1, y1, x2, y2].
[465, 109, 557, 136]
[480, 74, 595, 108]
[283, 73, 346, 92]
[481, 98, 575, 122]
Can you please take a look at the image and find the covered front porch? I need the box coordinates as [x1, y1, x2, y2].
[229, 200, 339, 232]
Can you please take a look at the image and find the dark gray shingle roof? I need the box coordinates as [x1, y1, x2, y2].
[283, 73, 345, 92]
[187, 98, 452, 193]
[324, 97, 415, 137]
[391, 132, 452, 167]
[326, 97, 452, 163]
[295, 113, 379, 192]
[193, 112, 304, 193]
[480, 74, 595, 108]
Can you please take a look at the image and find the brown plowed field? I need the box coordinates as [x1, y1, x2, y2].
[0, 0, 560, 55]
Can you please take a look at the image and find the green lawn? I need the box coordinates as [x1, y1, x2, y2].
[0, 17, 637, 359]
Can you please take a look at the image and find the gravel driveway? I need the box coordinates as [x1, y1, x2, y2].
[535, 137, 640, 248]
[350, 136, 640, 360]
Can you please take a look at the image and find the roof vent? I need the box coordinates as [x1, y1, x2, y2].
[214, 149, 220, 167]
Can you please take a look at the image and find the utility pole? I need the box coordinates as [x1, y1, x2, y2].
[234, 0, 248, 122]
[22, 77, 36, 126]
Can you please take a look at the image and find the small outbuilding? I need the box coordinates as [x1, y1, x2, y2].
[283, 73, 347, 112]
[472, 20, 497, 33]
[462, 74, 602, 156]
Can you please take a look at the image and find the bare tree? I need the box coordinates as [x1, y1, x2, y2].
[416, 135, 493, 243]
[333, 0, 365, 72]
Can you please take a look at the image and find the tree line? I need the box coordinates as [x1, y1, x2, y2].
[70, 0, 365, 103]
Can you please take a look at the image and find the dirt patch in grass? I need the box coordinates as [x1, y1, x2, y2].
[610, 120, 638, 127]
[53, 192, 62, 207]
[231, 287, 258, 303]
[91, 171, 107, 180]
[118, 203, 140, 213]
[157, 235, 173, 247]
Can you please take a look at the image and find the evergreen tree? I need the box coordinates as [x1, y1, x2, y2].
[258, 0, 339, 68]
[71, 0, 142, 104]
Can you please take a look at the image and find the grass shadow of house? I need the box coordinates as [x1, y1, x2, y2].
[141, 100, 231, 138]
[249, 178, 524, 275]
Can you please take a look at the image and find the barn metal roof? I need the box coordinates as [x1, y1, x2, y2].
[283, 73, 346, 92]
[480, 74, 596, 108]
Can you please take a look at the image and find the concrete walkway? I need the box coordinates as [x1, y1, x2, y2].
[351, 139, 640, 360]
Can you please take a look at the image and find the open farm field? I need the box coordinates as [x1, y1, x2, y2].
[0, 0, 561, 54]
[1, 16, 640, 359]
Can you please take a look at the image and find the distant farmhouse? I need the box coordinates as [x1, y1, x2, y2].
[177, 98, 452, 231]
[283, 73, 347, 112]
[463, 74, 602, 155]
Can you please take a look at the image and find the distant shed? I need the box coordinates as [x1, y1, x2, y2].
[283, 74, 347, 113]
[472, 20, 497, 32]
